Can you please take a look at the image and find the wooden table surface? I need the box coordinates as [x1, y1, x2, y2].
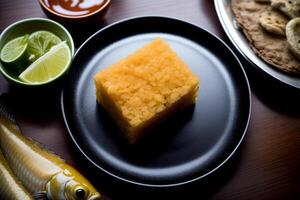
[0, 1, 299, 200]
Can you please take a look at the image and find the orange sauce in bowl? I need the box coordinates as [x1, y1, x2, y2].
[42, 0, 107, 17]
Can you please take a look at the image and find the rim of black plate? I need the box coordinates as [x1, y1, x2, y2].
[60, 15, 252, 188]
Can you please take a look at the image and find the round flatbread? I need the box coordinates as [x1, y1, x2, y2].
[259, 11, 288, 36]
[286, 18, 300, 60]
[271, 0, 300, 19]
[232, 0, 300, 75]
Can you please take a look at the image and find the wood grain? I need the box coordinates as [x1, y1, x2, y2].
[0, 1, 299, 200]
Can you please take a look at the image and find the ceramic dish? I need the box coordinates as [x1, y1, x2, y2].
[61, 16, 251, 187]
[39, 0, 110, 24]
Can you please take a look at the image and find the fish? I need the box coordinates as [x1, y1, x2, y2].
[0, 149, 33, 200]
[0, 96, 101, 200]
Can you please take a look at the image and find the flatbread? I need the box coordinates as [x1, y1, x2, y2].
[286, 18, 300, 59]
[271, 0, 300, 19]
[232, 0, 300, 75]
[259, 10, 287, 36]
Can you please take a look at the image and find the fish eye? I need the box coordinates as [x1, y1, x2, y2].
[75, 188, 86, 199]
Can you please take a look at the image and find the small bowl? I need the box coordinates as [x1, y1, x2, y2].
[0, 18, 74, 87]
[39, 0, 111, 24]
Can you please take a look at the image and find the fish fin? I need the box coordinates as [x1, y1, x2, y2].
[33, 191, 49, 200]
[0, 95, 21, 131]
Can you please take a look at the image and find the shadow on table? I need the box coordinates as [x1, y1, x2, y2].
[4, 81, 63, 120]
[240, 56, 300, 118]
[63, 19, 109, 49]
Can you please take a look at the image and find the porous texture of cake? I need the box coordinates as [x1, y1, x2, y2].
[94, 39, 199, 143]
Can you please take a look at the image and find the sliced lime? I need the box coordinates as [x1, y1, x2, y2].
[0, 35, 28, 64]
[27, 31, 62, 62]
[19, 41, 71, 84]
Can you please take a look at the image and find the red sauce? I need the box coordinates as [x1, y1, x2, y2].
[43, 0, 106, 17]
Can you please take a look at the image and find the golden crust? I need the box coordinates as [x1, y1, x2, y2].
[94, 39, 199, 143]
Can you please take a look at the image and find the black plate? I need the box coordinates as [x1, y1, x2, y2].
[61, 16, 251, 187]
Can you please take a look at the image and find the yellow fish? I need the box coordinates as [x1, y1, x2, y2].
[0, 149, 33, 200]
[0, 97, 101, 200]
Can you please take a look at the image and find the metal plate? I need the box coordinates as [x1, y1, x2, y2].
[214, 0, 300, 89]
[61, 16, 251, 187]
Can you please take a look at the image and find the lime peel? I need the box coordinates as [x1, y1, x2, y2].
[19, 41, 71, 84]
[0, 35, 29, 64]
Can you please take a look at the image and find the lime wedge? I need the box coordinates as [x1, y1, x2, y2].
[27, 31, 62, 62]
[0, 35, 29, 64]
[19, 41, 71, 84]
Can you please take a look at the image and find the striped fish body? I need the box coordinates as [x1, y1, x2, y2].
[0, 97, 101, 200]
[0, 149, 33, 200]
[0, 115, 63, 194]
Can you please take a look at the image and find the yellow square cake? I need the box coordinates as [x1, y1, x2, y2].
[94, 39, 199, 143]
